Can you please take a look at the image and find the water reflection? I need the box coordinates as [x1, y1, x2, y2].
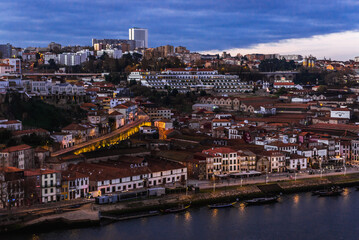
[11, 190, 359, 240]
[342, 188, 350, 197]
[211, 209, 218, 218]
[184, 211, 192, 223]
[293, 194, 300, 206]
[238, 203, 246, 213]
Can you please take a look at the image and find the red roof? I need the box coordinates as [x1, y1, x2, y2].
[203, 147, 236, 155]
[274, 82, 295, 86]
[1, 144, 31, 152]
[0, 166, 23, 173]
[12, 128, 49, 136]
[24, 169, 58, 177]
[0, 120, 21, 125]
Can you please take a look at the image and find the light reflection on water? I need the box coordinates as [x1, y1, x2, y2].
[7, 188, 359, 240]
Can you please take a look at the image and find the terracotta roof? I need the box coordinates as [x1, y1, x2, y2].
[0, 166, 23, 173]
[274, 82, 295, 86]
[212, 119, 230, 122]
[1, 144, 31, 152]
[62, 170, 88, 181]
[203, 147, 237, 155]
[0, 120, 21, 125]
[24, 169, 58, 176]
[12, 128, 49, 136]
[62, 123, 92, 131]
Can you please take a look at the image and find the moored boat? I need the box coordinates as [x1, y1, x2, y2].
[317, 187, 343, 197]
[245, 196, 278, 205]
[161, 203, 191, 213]
[208, 202, 237, 209]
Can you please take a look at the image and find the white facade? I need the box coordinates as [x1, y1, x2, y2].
[129, 68, 251, 94]
[330, 109, 350, 119]
[129, 28, 148, 48]
[51, 133, 74, 149]
[90, 166, 186, 197]
[42, 173, 57, 203]
[97, 49, 122, 59]
[0, 119, 22, 131]
[287, 156, 307, 170]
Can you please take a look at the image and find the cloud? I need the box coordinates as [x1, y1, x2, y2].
[201, 30, 359, 61]
[1, 0, 359, 57]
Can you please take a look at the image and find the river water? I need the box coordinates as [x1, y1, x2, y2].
[6, 188, 359, 240]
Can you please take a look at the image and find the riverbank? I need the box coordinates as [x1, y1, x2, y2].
[3, 172, 359, 235]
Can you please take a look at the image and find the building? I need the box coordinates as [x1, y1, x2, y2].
[110, 102, 137, 123]
[260, 151, 286, 173]
[48, 42, 61, 51]
[24, 169, 60, 203]
[130, 68, 247, 94]
[0, 43, 12, 58]
[51, 132, 74, 149]
[0, 167, 25, 209]
[97, 49, 123, 59]
[0, 119, 22, 131]
[68, 158, 187, 197]
[92, 39, 136, 52]
[330, 108, 350, 119]
[61, 171, 89, 200]
[129, 27, 148, 48]
[0, 58, 21, 74]
[0, 63, 15, 75]
[287, 154, 307, 171]
[237, 150, 257, 171]
[201, 147, 240, 175]
[62, 123, 98, 144]
[0, 144, 34, 169]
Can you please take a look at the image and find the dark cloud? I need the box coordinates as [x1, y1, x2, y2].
[0, 0, 358, 50]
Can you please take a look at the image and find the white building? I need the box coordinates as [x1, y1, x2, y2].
[0, 119, 22, 131]
[62, 171, 89, 200]
[51, 83, 85, 95]
[129, 27, 148, 48]
[330, 108, 350, 119]
[128, 68, 250, 94]
[212, 119, 232, 130]
[69, 159, 186, 197]
[287, 154, 307, 171]
[97, 49, 122, 59]
[51, 132, 74, 149]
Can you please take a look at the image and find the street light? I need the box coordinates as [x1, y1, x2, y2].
[319, 157, 323, 178]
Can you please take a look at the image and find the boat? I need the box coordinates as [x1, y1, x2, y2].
[317, 187, 343, 197]
[312, 190, 321, 196]
[245, 196, 279, 205]
[161, 203, 191, 214]
[208, 201, 237, 209]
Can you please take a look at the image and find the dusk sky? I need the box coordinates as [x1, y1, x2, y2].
[1, 0, 359, 60]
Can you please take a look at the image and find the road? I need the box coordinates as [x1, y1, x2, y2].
[51, 117, 149, 157]
[188, 167, 359, 190]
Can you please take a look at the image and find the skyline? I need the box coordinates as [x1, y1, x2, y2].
[1, 0, 359, 60]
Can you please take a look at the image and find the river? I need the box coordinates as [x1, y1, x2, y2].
[6, 187, 359, 240]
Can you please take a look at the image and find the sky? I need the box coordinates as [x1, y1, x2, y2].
[1, 0, 359, 60]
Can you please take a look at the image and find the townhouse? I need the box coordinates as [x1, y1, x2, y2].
[24, 169, 61, 203]
[61, 171, 89, 200]
[0, 144, 34, 169]
[0, 167, 25, 209]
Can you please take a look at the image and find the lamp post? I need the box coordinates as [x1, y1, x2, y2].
[319, 157, 323, 178]
[343, 157, 346, 176]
